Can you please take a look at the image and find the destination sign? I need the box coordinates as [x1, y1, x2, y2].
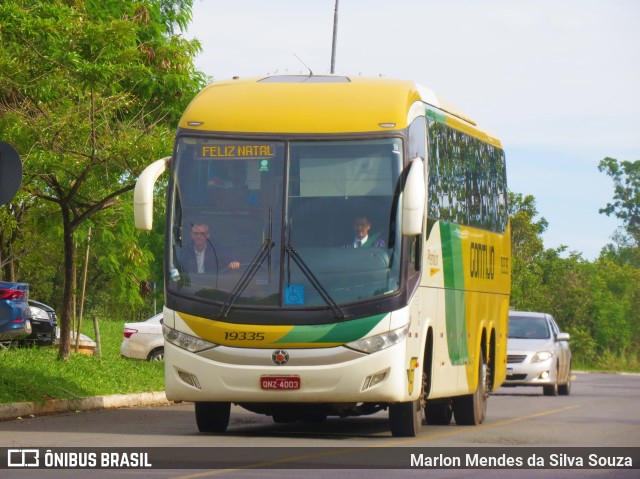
[197, 144, 276, 159]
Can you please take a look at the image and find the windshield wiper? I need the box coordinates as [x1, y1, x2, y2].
[219, 209, 274, 318]
[285, 243, 350, 320]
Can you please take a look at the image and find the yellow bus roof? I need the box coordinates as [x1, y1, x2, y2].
[178, 75, 501, 146]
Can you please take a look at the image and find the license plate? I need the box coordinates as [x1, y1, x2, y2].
[507, 367, 513, 376]
[260, 376, 300, 390]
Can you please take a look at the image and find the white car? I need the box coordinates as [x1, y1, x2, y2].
[504, 311, 572, 396]
[120, 313, 164, 361]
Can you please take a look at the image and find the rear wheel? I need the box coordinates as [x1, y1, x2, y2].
[195, 402, 231, 433]
[425, 400, 453, 425]
[148, 347, 164, 361]
[453, 352, 488, 425]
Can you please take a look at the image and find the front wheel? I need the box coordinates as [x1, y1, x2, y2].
[543, 383, 558, 396]
[389, 399, 423, 437]
[558, 368, 572, 396]
[195, 402, 231, 433]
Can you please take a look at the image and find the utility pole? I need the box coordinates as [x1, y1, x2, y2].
[330, 0, 339, 73]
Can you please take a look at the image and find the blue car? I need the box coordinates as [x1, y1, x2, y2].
[0, 281, 32, 345]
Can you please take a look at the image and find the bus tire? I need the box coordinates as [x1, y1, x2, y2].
[453, 352, 488, 426]
[425, 400, 453, 425]
[195, 402, 231, 433]
[389, 399, 423, 437]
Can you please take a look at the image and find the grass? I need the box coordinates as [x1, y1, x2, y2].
[0, 319, 164, 405]
[574, 350, 640, 373]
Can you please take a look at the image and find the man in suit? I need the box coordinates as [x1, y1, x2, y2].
[182, 223, 240, 274]
[344, 216, 386, 249]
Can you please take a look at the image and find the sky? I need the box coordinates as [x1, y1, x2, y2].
[185, 0, 640, 260]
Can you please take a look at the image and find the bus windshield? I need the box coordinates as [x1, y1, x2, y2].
[169, 137, 403, 313]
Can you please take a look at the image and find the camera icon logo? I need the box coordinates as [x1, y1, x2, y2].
[7, 449, 40, 468]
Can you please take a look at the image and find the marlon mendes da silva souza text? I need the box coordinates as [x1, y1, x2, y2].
[410, 452, 634, 468]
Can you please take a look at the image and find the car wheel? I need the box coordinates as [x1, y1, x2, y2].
[558, 371, 572, 396]
[148, 347, 164, 361]
[543, 383, 558, 396]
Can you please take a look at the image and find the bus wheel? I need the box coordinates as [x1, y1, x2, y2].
[425, 400, 453, 425]
[453, 352, 488, 426]
[389, 399, 423, 437]
[195, 402, 231, 433]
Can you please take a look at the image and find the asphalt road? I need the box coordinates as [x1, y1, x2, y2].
[1, 371, 639, 478]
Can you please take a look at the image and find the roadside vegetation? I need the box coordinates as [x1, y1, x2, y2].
[0, 319, 163, 404]
[0, 1, 639, 405]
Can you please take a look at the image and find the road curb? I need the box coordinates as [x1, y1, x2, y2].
[0, 391, 170, 421]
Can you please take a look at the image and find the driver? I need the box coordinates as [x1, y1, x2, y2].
[182, 223, 240, 273]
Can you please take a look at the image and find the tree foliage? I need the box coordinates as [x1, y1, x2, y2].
[509, 171, 640, 369]
[598, 158, 640, 246]
[598, 158, 640, 267]
[0, 0, 205, 359]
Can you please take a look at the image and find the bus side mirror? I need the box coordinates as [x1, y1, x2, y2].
[402, 157, 425, 236]
[134, 157, 170, 230]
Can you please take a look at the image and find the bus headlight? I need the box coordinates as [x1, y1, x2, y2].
[162, 323, 218, 353]
[345, 325, 409, 354]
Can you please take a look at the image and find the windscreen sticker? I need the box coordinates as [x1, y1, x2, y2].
[285, 285, 305, 305]
[258, 159, 270, 172]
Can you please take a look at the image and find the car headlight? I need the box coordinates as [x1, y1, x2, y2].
[162, 323, 218, 353]
[531, 351, 553, 363]
[345, 325, 409, 354]
[30, 306, 50, 320]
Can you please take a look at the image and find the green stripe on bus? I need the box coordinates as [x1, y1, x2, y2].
[440, 222, 469, 365]
[276, 313, 386, 344]
[426, 108, 446, 124]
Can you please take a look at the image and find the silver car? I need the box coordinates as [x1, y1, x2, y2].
[504, 311, 572, 396]
[120, 313, 164, 361]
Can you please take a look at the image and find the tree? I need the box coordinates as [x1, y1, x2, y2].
[0, 0, 205, 359]
[598, 157, 640, 250]
[508, 192, 548, 262]
[508, 192, 549, 308]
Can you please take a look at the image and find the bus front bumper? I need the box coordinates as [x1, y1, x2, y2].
[163, 341, 418, 404]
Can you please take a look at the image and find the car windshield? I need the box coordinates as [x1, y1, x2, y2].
[168, 137, 403, 313]
[508, 316, 551, 339]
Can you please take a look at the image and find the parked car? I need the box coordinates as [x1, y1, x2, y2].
[505, 311, 572, 396]
[0, 281, 32, 345]
[120, 313, 164, 361]
[26, 300, 57, 346]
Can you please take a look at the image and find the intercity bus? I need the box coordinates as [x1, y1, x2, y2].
[134, 75, 511, 437]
